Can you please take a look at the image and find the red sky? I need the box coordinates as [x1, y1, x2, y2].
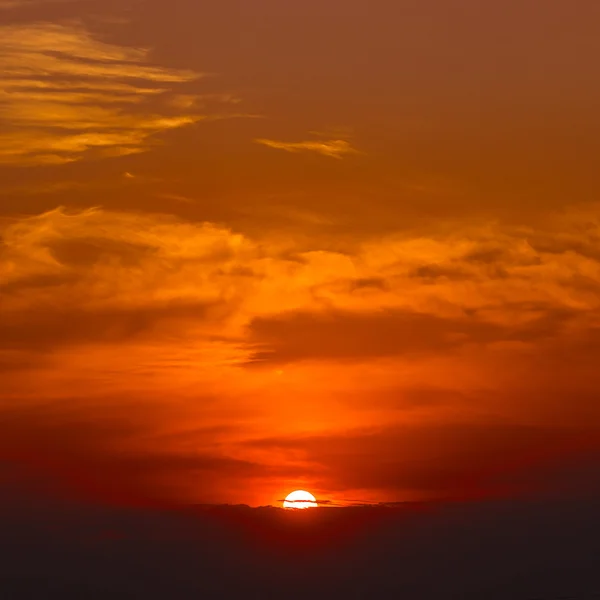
[1, 0, 599, 507]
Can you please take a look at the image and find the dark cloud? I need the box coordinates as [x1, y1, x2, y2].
[529, 233, 600, 262]
[349, 276, 388, 291]
[50, 237, 154, 268]
[463, 247, 509, 264]
[4, 389, 597, 506]
[0, 300, 219, 350]
[0, 272, 79, 294]
[0, 402, 291, 504]
[244, 422, 600, 498]
[409, 245, 546, 283]
[0, 349, 46, 372]
[341, 386, 469, 411]
[409, 263, 473, 282]
[246, 306, 578, 365]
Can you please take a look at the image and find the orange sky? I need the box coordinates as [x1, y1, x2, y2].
[1, 0, 600, 507]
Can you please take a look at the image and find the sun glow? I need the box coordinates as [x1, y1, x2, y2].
[283, 490, 318, 509]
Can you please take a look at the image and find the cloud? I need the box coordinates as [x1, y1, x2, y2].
[0, 0, 78, 8]
[246, 309, 500, 364]
[0, 0, 28, 7]
[0, 403, 276, 504]
[255, 138, 359, 158]
[1, 205, 600, 505]
[0, 301, 220, 350]
[243, 422, 600, 498]
[0, 22, 242, 165]
[0, 206, 252, 308]
[0, 396, 315, 506]
[0, 207, 266, 383]
[245, 305, 586, 366]
[2, 204, 600, 360]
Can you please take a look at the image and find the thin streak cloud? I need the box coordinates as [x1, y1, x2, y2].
[255, 138, 359, 159]
[0, 0, 83, 8]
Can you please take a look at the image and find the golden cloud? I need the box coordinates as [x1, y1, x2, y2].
[0, 22, 240, 165]
[0, 0, 87, 7]
[0, 0, 70, 8]
[255, 138, 359, 159]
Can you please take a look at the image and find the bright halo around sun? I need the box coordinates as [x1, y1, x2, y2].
[283, 490, 318, 509]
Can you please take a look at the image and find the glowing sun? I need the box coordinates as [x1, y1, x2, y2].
[283, 490, 318, 509]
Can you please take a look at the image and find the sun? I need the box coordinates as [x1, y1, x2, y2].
[283, 490, 318, 509]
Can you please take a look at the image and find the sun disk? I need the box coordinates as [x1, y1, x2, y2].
[283, 490, 318, 509]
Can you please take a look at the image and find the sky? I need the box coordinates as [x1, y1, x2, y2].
[1, 0, 600, 508]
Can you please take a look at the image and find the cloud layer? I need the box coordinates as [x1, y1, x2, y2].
[1, 203, 600, 503]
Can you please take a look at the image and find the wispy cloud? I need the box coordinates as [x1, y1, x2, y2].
[0, 22, 240, 165]
[255, 138, 359, 159]
[0, 0, 81, 9]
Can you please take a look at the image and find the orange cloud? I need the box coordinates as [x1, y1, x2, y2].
[2, 204, 599, 375]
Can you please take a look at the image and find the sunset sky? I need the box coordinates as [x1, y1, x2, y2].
[1, 0, 600, 509]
